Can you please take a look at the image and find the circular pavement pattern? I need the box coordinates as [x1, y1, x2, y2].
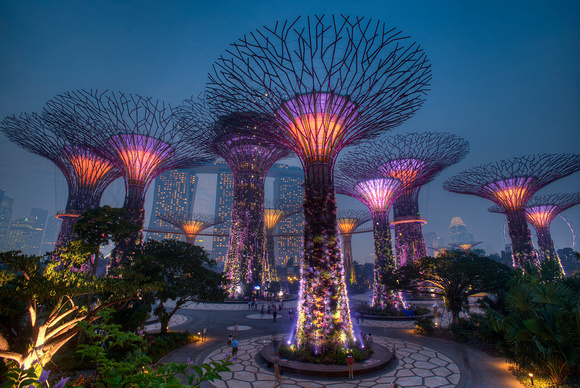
[203, 334, 460, 388]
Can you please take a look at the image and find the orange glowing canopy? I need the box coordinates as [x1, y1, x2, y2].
[66, 148, 116, 189]
[525, 205, 557, 228]
[379, 158, 426, 186]
[278, 93, 359, 162]
[486, 177, 536, 211]
[182, 220, 206, 239]
[338, 218, 359, 235]
[265, 208, 285, 231]
[354, 178, 401, 213]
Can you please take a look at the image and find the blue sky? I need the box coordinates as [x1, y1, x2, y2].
[0, 0, 579, 259]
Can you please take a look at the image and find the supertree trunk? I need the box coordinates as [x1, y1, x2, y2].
[535, 226, 565, 274]
[224, 172, 269, 296]
[296, 163, 353, 352]
[393, 190, 426, 266]
[371, 211, 396, 308]
[266, 232, 277, 279]
[506, 210, 537, 268]
[111, 185, 146, 267]
[342, 234, 355, 284]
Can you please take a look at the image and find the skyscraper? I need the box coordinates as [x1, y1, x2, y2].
[146, 169, 198, 242]
[424, 231, 438, 255]
[41, 216, 63, 254]
[4, 208, 48, 255]
[28, 208, 48, 256]
[449, 217, 473, 245]
[0, 190, 14, 251]
[212, 161, 234, 268]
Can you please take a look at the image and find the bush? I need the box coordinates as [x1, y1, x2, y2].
[414, 317, 434, 334]
[146, 331, 198, 363]
[356, 303, 430, 317]
[278, 342, 373, 365]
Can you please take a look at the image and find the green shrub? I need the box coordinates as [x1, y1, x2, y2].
[414, 317, 434, 334]
[278, 342, 373, 365]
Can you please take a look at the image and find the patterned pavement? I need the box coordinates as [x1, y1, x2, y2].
[203, 334, 461, 388]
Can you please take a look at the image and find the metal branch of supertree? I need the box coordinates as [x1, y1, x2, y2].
[444, 153, 580, 269]
[0, 112, 121, 249]
[175, 96, 293, 294]
[206, 14, 430, 350]
[337, 209, 371, 285]
[489, 192, 580, 272]
[44, 89, 215, 265]
[157, 212, 224, 245]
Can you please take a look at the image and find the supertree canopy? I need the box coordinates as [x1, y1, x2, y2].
[337, 210, 371, 285]
[264, 200, 301, 279]
[448, 241, 483, 252]
[489, 192, 580, 272]
[444, 154, 580, 268]
[157, 212, 223, 245]
[205, 14, 431, 350]
[44, 90, 213, 266]
[175, 99, 292, 295]
[335, 170, 403, 308]
[0, 112, 121, 249]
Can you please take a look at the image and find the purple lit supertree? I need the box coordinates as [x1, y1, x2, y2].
[0, 112, 121, 251]
[264, 200, 300, 280]
[205, 15, 431, 350]
[44, 90, 213, 266]
[157, 212, 223, 245]
[489, 192, 580, 273]
[175, 99, 292, 295]
[335, 171, 404, 307]
[443, 154, 580, 268]
[337, 210, 371, 285]
[340, 132, 469, 268]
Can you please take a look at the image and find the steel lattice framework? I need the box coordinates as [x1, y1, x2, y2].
[264, 200, 301, 280]
[340, 132, 469, 268]
[0, 112, 121, 250]
[489, 192, 580, 273]
[157, 212, 223, 245]
[444, 154, 580, 268]
[175, 98, 292, 295]
[337, 210, 371, 285]
[205, 14, 431, 350]
[44, 90, 213, 266]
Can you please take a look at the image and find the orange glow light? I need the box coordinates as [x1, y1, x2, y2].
[338, 218, 358, 235]
[486, 177, 535, 211]
[354, 178, 401, 212]
[265, 209, 285, 231]
[379, 159, 426, 185]
[525, 205, 557, 228]
[69, 153, 115, 189]
[182, 220, 205, 239]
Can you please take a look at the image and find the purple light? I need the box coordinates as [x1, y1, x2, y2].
[354, 178, 402, 213]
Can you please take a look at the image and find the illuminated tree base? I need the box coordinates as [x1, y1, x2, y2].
[506, 210, 538, 268]
[371, 212, 397, 308]
[394, 222, 427, 268]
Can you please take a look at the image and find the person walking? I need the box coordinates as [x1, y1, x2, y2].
[273, 309, 278, 323]
[248, 300, 252, 310]
[367, 332, 373, 343]
[288, 308, 293, 321]
[346, 350, 354, 379]
[274, 353, 283, 387]
[231, 337, 239, 357]
[261, 304, 265, 318]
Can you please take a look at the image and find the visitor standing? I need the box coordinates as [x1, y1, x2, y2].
[273, 309, 277, 323]
[367, 332, 373, 343]
[288, 308, 293, 321]
[261, 304, 265, 318]
[227, 334, 233, 346]
[231, 337, 239, 357]
[346, 350, 354, 379]
[274, 353, 283, 387]
[248, 301, 252, 310]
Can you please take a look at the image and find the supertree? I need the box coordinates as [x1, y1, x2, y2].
[345, 132, 469, 267]
[156, 212, 223, 245]
[443, 154, 580, 268]
[205, 15, 431, 350]
[448, 242, 483, 252]
[489, 192, 580, 273]
[336, 210, 371, 285]
[44, 90, 213, 266]
[0, 112, 121, 253]
[335, 171, 404, 307]
[264, 200, 301, 279]
[175, 99, 292, 295]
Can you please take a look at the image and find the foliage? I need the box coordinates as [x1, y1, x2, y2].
[1, 365, 69, 388]
[356, 302, 429, 317]
[414, 317, 435, 334]
[383, 251, 514, 325]
[488, 274, 580, 385]
[278, 341, 373, 365]
[132, 239, 226, 335]
[75, 309, 232, 387]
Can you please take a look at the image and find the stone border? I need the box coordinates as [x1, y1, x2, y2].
[363, 313, 434, 321]
[260, 342, 394, 378]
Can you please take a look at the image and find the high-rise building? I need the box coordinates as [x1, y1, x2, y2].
[146, 169, 198, 242]
[0, 190, 14, 251]
[424, 231, 437, 255]
[28, 208, 48, 256]
[41, 216, 63, 254]
[449, 217, 473, 245]
[272, 164, 304, 267]
[5, 217, 34, 254]
[212, 161, 234, 268]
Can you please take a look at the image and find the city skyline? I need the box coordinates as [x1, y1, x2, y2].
[0, 1, 579, 262]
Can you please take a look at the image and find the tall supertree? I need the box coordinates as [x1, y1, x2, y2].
[0, 112, 121, 252]
[337, 210, 371, 285]
[156, 212, 223, 245]
[489, 192, 580, 273]
[175, 99, 292, 295]
[264, 200, 300, 280]
[345, 133, 469, 267]
[444, 154, 580, 268]
[44, 90, 213, 266]
[205, 15, 431, 350]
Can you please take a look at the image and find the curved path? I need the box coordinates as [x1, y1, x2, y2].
[157, 299, 522, 387]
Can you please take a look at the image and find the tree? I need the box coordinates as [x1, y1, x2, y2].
[133, 240, 226, 335]
[0, 251, 151, 370]
[383, 251, 514, 325]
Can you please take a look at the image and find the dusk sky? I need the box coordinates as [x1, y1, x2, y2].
[1, 1, 579, 261]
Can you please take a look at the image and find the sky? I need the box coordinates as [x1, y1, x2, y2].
[0, 0, 579, 261]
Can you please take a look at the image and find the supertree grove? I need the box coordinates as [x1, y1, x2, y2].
[444, 154, 580, 268]
[0, 112, 121, 251]
[489, 192, 580, 273]
[264, 200, 300, 279]
[156, 212, 223, 245]
[44, 90, 213, 266]
[205, 15, 431, 350]
[175, 99, 292, 295]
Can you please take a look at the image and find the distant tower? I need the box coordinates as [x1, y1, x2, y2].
[449, 217, 472, 245]
[337, 210, 372, 285]
[41, 216, 62, 254]
[0, 190, 14, 251]
[444, 154, 580, 268]
[449, 241, 483, 252]
[489, 193, 580, 273]
[0, 112, 121, 249]
[157, 212, 223, 245]
[423, 232, 438, 256]
[28, 208, 48, 256]
[147, 169, 199, 241]
[45, 90, 213, 266]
